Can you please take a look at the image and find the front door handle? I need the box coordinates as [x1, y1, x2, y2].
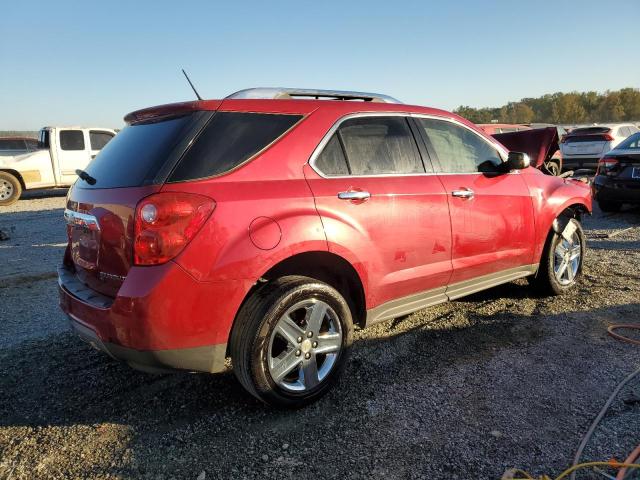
[338, 190, 371, 201]
[451, 189, 474, 199]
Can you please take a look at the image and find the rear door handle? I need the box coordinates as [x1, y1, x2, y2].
[451, 189, 474, 199]
[338, 190, 371, 201]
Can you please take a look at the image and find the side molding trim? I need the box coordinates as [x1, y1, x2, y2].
[365, 263, 539, 327]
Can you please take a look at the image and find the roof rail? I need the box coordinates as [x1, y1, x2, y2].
[226, 87, 402, 104]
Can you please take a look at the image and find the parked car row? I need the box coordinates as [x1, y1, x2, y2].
[0, 127, 116, 205]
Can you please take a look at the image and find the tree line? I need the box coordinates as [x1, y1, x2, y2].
[454, 88, 640, 125]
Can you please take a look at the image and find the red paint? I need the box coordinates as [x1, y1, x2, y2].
[59, 97, 592, 362]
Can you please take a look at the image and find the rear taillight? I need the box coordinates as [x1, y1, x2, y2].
[134, 192, 215, 266]
[603, 133, 615, 141]
[597, 157, 619, 176]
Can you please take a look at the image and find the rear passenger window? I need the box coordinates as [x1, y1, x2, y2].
[315, 134, 349, 175]
[60, 130, 85, 151]
[89, 131, 114, 150]
[170, 112, 302, 181]
[337, 117, 424, 175]
[418, 118, 502, 173]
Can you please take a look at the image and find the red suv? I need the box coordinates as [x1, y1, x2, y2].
[58, 88, 592, 407]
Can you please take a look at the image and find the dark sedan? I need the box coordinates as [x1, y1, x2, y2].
[592, 132, 640, 211]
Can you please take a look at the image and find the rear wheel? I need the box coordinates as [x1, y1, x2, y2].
[230, 276, 353, 408]
[0, 172, 22, 206]
[598, 199, 621, 212]
[529, 218, 585, 295]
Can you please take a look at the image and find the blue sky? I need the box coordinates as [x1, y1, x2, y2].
[2, 0, 639, 129]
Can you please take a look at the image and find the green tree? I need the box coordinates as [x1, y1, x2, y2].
[551, 93, 587, 123]
[596, 91, 625, 122]
[452, 88, 639, 124]
[499, 102, 535, 123]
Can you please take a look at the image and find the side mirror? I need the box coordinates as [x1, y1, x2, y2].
[507, 151, 530, 170]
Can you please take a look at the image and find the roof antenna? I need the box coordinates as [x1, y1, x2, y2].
[181, 68, 202, 101]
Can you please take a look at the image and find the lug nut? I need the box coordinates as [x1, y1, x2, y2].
[307, 331, 313, 338]
[312, 341, 318, 348]
[304, 352, 311, 359]
[297, 336, 303, 343]
[295, 350, 301, 357]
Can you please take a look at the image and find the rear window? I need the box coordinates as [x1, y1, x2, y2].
[169, 112, 302, 182]
[89, 131, 114, 150]
[81, 114, 203, 189]
[616, 132, 640, 150]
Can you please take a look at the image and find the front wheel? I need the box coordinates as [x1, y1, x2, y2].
[528, 218, 585, 295]
[230, 276, 353, 408]
[0, 172, 22, 206]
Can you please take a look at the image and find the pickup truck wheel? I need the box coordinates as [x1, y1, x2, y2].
[528, 218, 585, 295]
[230, 276, 353, 408]
[0, 172, 22, 206]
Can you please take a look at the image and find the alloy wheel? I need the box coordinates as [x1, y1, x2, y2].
[553, 232, 581, 285]
[268, 298, 342, 392]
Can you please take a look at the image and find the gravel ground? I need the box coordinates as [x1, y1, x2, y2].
[1, 191, 639, 479]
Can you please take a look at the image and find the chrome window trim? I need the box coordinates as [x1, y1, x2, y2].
[308, 112, 510, 179]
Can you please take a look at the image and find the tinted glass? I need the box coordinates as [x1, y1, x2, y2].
[25, 139, 38, 150]
[315, 134, 349, 175]
[418, 118, 502, 173]
[38, 129, 50, 149]
[60, 130, 85, 151]
[89, 131, 114, 150]
[81, 114, 198, 189]
[616, 132, 640, 150]
[0, 139, 26, 150]
[338, 117, 423, 175]
[170, 112, 302, 181]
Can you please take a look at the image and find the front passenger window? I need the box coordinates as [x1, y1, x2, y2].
[418, 118, 502, 173]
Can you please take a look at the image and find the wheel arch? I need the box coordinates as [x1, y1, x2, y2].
[230, 251, 367, 349]
[0, 169, 26, 189]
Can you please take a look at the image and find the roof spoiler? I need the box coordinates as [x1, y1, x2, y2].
[226, 88, 402, 104]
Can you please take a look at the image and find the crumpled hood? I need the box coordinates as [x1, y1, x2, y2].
[492, 127, 559, 168]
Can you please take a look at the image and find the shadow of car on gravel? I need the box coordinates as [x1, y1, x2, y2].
[1, 297, 639, 478]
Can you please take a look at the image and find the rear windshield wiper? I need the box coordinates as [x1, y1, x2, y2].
[75, 169, 96, 185]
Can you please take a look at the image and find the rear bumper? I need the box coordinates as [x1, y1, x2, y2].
[68, 315, 228, 373]
[592, 179, 640, 204]
[561, 156, 600, 170]
[58, 261, 253, 373]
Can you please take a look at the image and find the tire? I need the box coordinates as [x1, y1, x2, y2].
[230, 275, 353, 408]
[0, 172, 22, 206]
[528, 218, 585, 296]
[544, 161, 561, 176]
[598, 199, 621, 213]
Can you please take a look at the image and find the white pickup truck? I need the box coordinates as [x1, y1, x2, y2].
[0, 126, 117, 205]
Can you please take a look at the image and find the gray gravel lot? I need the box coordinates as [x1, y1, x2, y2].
[0, 192, 639, 479]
